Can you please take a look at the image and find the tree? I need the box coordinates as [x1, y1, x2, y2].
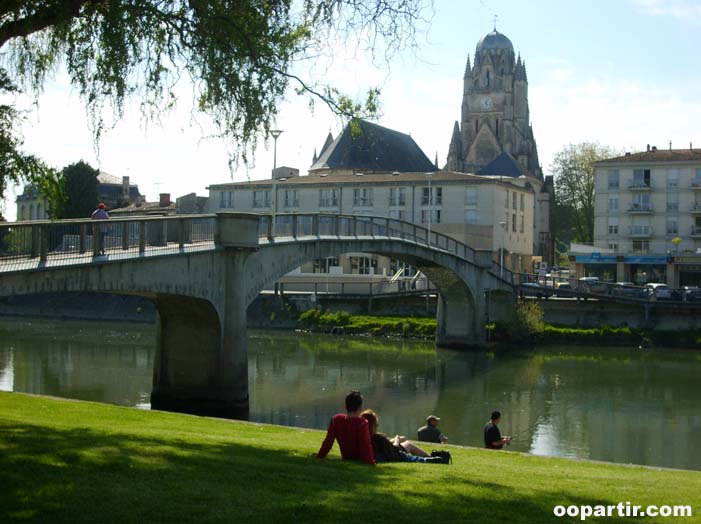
[60, 161, 99, 219]
[0, 68, 54, 203]
[0, 0, 431, 200]
[550, 142, 618, 244]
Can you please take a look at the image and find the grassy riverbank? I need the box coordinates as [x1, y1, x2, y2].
[2, 392, 700, 524]
[297, 308, 701, 348]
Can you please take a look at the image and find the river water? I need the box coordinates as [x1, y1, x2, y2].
[1, 318, 699, 471]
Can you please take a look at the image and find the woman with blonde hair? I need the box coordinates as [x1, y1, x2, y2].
[361, 409, 448, 464]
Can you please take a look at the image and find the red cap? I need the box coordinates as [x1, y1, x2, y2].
[98, 203, 105, 209]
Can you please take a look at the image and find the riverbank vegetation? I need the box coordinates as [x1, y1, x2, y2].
[297, 304, 700, 348]
[2, 392, 700, 524]
[298, 309, 436, 337]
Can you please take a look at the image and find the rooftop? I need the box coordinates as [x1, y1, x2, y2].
[309, 120, 435, 173]
[596, 148, 701, 165]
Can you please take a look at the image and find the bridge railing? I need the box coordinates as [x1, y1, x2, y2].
[0, 215, 216, 272]
[255, 212, 513, 284]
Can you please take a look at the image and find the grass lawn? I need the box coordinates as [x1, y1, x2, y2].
[1, 392, 699, 524]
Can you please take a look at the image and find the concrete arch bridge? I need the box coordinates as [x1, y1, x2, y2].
[0, 213, 515, 417]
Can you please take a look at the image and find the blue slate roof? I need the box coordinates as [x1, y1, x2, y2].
[310, 120, 435, 173]
[476, 152, 529, 178]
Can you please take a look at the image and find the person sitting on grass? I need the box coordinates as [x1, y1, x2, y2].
[484, 410, 511, 450]
[417, 414, 448, 444]
[316, 390, 375, 465]
[361, 409, 449, 464]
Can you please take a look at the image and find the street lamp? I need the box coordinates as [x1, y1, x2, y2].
[270, 129, 283, 236]
[425, 172, 434, 247]
[499, 220, 507, 277]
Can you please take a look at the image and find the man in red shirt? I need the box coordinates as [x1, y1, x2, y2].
[316, 391, 375, 465]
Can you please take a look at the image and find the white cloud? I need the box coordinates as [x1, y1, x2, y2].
[632, 0, 701, 23]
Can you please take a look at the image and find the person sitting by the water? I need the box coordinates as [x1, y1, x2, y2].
[361, 409, 448, 464]
[484, 410, 511, 450]
[417, 414, 448, 444]
[316, 390, 375, 465]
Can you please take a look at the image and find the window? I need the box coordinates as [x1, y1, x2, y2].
[695, 168, 701, 186]
[667, 169, 679, 189]
[312, 257, 339, 273]
[608, 170, 620, 189]
[252, 190, 270, 208]
[421, 187, 442, 206]
[512, 214, 516, 232]
[505, 191, 509, 209]
[632, 240, 650, 253]
[284, 189, 299, 208]
[420, 209, 441, 224]
[512, 193, 517, 210]
[319, 189, 338, 207]
[632, 193, 651, 210]
[667, 192, 679, 212]
[219, 190, 233, 209]
[608, 243, 618, 251]
[465, 188, 478, 206]
[630, 224, 651, 236]
[353, 188, 373, 207]
[464, 209, 479, 224]
[608, 196, 619, 212]
[389, 209, 406, 220]
[351, 256, 377, 275]
[607, 217, 619, 235]
[520, 194, 525, 211]
[632, 169, 651, 188]
[519, 215, 524, 233]
[667, 219, 678, 235]
[389, 187, 406, 206]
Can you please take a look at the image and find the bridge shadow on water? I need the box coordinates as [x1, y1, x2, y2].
[0, 418, 637, 524]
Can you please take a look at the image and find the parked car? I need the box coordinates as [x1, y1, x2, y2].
[577, 276, 608, 294]
[644, 283, 671, 301]
[555, 281, 574, 297]
[520, 282, 552, 299]
[611, 282, 645, 299]
[683, 286, 701, 302]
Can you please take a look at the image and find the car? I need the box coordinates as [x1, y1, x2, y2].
[644, 283, 671, 301]
[554, 281, 574, 297]
[611, 282, 645, 299]
[683, 286, 701, 302]
[577, 277, 608, 294]
[520, 282, 552, 299]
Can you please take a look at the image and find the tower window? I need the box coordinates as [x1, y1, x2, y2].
[496, 119, 499, 137]
[475, 119, 478, 133]
[486, 70, 490, 87]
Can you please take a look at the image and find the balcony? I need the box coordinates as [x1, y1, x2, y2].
[692, 226, 701, 238]
[628, 181, 652, 191]
[628, 226, 653, 238]
[690, 202, 701, 214]
[691, 180, 701, 190]
[628, 203, 653, 214]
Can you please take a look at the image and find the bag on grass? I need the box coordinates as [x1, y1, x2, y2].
[430, 450, 452, 464]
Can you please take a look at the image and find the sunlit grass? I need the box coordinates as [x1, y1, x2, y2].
[1, 392, 700, 524]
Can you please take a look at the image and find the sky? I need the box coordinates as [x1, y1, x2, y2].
[3, 0, 701, 220]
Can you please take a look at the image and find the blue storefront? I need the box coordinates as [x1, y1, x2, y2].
[572, 254, 669, 284]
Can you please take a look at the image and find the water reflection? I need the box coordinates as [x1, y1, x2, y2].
[1, 318, 700, 471]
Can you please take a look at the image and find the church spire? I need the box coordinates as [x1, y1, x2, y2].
[515, 54, 526, 81]
[447, 121, 463, 171]
[312, 148, 318, 164]
[464, 54, 471, 77]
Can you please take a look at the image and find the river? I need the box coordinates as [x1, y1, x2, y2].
[1, 318, 699, 471]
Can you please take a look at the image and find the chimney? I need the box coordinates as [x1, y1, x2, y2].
[669, 140, 672, 151]
[159, 193, 171, 207]
[646, 144, 650, 152]
[122, 176, 130, 198]
[691, 142, 693, 150]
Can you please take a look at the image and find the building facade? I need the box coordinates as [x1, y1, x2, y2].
[581, 146, 701, 286]
[445, 29, 552, 261]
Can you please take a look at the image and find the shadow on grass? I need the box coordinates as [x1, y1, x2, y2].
[0, 421, 639, 524]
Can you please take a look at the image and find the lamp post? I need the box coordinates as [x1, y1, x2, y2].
[425, 172, 434, 247]
[499, 220, 507, 277]
[270, 129, 283, 236]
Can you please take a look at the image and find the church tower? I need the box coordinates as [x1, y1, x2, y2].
[446, 28, 551, 261]
[446, 29, 541, 180]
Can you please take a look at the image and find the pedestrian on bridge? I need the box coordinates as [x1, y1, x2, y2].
[91, 203, 110, 255]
